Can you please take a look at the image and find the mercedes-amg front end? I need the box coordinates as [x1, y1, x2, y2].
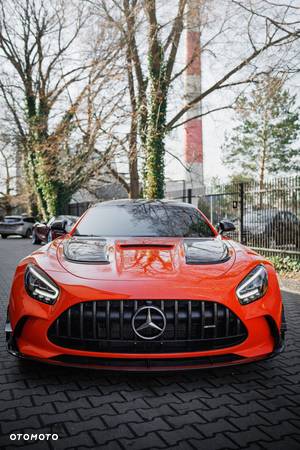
[6, 200, 285, 371]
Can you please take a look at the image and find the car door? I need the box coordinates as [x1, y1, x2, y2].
[36, 217, 54, 242]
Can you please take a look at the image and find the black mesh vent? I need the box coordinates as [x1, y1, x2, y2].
[48, 300, 247, 353]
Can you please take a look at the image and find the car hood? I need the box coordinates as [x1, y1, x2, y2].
[52, 236, 237, 281]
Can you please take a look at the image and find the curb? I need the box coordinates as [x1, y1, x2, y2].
[281, 287, 300, 295]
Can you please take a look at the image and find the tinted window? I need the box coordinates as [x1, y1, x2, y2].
[75, 203, 214, 238]
[4, 217, 22, 223]
[23, 217, 35, 223]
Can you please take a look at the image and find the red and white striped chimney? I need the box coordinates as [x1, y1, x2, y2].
[184, 0, 204, 188]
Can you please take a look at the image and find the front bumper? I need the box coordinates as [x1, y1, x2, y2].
[6, 306, 286, 371]
[6, 256, 285, 371]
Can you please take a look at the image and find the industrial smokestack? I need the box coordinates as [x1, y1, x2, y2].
[184, 0, 204, 189]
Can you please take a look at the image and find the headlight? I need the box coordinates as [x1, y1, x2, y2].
[236, 265, 268, 305]
[25, 264, 59, 304]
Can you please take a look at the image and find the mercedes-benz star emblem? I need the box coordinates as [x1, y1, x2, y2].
[132, 306, 166, 340]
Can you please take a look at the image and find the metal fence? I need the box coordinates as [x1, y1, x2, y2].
[67, 176, 300, 259]
[166, 176, 300, 259]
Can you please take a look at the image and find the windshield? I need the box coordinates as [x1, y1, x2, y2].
[74, 203, 215, 238]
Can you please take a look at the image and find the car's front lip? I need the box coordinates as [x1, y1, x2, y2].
[6, 343, 284, 372]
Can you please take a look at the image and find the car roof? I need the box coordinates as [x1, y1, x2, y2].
[94, 199, 197, 209]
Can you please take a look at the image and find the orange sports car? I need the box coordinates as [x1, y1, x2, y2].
[6, 200, 286, 371]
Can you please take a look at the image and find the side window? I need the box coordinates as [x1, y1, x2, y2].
[65, 219, 74, 233]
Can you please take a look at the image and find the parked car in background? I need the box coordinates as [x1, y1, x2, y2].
[32, 215, 78, 244]
[0, 215, 35, 239]
[243, 209, 300, 248]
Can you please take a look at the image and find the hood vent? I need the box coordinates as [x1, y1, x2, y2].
[63, 238, 109, 263]
[119, 243, 174, 249]
[184, 239, 230, 265]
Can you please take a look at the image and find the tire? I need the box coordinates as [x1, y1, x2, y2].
[32, 229, 41, 245]
[1, 234, 7, 239]
[25, 228, 32, 239]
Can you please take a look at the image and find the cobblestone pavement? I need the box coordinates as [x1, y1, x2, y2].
[0, 239, 299, 450]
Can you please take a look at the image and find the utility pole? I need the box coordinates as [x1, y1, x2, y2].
[184, 0, 204, 190]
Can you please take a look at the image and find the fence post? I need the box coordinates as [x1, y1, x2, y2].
[187, 188, 192, 204]
[239, 183, 244, 244]
[182, 180, 186, 202]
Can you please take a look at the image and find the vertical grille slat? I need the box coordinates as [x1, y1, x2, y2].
[225, 307, 230, 337]
[80, 303, 84, 339]
[48, 300, 247, 353]
[120, 300, 124, 339]
[174, 300, 178, 339]
[236, 318, 241, 335]
[201, 302, 205, 339]
[213, 303, 218, 338]
[67, 309, 71, 337]
[106, 301, 110, 339]
[187, 301, 192, 340]
[92, 301, 97, 339]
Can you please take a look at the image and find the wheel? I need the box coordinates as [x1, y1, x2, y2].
[32, 229, 41, 245]
[1, 234, 7, 239]
[23, 228, 32, 239]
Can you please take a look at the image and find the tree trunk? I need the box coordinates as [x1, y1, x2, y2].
[144, 88, 167, 198]
[143, 0, 167, 199]
[125, 39, 140, 199]
[129, 142, 139, 198]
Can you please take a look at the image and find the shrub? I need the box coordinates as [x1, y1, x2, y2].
[268, 255, 300, 274]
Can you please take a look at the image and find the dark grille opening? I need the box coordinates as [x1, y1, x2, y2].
[48, 300, 247, 353]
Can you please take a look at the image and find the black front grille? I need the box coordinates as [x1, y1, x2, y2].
[48, 300, 247, 353]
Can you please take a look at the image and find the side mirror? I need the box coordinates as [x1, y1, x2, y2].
[50, 220, 66, 232]
[218, 220, 236, 234]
